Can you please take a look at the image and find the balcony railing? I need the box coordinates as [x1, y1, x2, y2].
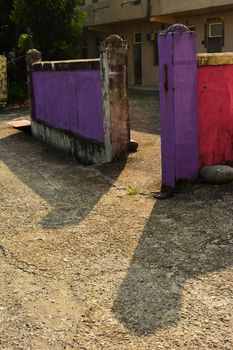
[152, 0, 233, 16]
[81, 0, 147, 26]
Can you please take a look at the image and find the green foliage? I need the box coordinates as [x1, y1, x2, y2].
[18, 33, 29, 51]
[8, 82, 28, 103]
[7, 56, 27, 102]
[0, 0, 86, 104]
[48, 40, 76, 60]
[11, 0, 86, 59]
[0, 0, 15, 54]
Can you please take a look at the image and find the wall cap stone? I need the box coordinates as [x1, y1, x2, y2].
[32, 58, 101, 72]
[197, 53, 233, 67]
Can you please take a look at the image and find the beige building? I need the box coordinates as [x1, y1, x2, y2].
[80, 0, 233, 87]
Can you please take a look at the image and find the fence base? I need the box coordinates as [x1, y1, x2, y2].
[31, 120, 108, 165]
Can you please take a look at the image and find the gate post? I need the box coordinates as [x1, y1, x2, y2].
[100, 35, 130, 161]
[158, 24, 199, 190]
[26, 49, 42, 117]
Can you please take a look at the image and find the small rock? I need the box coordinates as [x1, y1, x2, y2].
[200, 165, 233, 184]
[127, 139, 138, 152]
[35, 237, 46, 242]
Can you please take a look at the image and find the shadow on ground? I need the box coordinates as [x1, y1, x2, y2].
[112, 185, 233, 335]
[0, 130, 126, 228]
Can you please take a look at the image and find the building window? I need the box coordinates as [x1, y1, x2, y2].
[209, 23, 223, 37]
[154, 34, 159, 66]
[207, 22, 224, 53]
[134, 32, 142, 84]
[134, 32, 142, 44]
[121, 0, 141, 6]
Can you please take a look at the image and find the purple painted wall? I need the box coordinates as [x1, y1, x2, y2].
[158, 34, 176, 189]
[32, 70, 105, 143]
[173, 33, 199, 181]
[158, 31, 199, 188]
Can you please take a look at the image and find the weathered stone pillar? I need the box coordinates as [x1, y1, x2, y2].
[26, 49, 42, 74]
[0, 55, 7, 108]
[158, 24, 199, 191]
[100, 35, 130, 161]
[26, 49, 42, 117]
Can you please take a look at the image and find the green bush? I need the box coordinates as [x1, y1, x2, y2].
[8, 82, 28, 103]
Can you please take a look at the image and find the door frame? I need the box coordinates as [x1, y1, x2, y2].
[133, 32, 142, 85]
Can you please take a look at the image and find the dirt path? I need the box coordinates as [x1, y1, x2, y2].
[0, 93, 232, 349]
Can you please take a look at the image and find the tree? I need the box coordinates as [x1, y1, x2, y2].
[11, 0, 86, 59]
[0, 0, 15, 54]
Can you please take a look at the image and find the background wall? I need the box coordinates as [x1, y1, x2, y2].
[84, 22, 160, 87]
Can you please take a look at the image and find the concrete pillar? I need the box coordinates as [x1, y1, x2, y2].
[158, 24, 199, 190]
[26, 49, 42, 117]
[100, 35, 130, 161]
[0, 55, 7, 108]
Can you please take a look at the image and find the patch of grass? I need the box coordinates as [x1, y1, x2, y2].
[127, 188, 139, 196]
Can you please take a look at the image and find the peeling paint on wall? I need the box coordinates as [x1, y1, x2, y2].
[0, 56, 7, 107]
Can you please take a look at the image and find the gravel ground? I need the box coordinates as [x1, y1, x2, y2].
[0, 93, 232, 349]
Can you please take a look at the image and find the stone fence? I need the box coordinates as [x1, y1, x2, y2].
[28, 35, 130, 164]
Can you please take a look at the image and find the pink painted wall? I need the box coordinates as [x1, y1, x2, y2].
[198, 65, 233, 167]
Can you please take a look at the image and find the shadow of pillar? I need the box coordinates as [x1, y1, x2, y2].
[112, 186, 233, 335]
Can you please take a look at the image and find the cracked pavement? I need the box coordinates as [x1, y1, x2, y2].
[0, 92, 233, 349]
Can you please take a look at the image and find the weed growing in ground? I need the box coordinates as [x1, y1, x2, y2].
[127, 188, 139, 196]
